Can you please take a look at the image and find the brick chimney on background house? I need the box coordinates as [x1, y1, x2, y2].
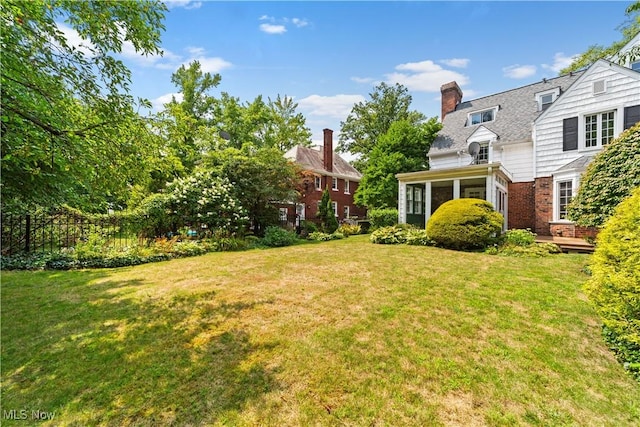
[323, 128, 333, 172]
[440, 81, 463, 120]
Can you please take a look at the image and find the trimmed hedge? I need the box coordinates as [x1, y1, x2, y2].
[584, 188, 640, 380]
[368, 208, 398, 229]
[426, 198, 503, 250]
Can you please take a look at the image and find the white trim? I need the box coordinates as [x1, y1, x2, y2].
[466, 105, 499, 127]
[534, 87, 561, 111]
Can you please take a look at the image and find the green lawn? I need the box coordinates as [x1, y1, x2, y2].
[2, 235, 638, 426]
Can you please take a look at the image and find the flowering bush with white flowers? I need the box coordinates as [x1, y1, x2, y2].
[166, 171, 248, 234]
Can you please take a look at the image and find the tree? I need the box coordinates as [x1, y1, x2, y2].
[1, 0, 167, 211]
[159, 61, 223, 174]
[317, 188, 339, 233]
[354, 119, 441, 209]
[202, 147, 300, 235]
[262, 95, 312, 151]
[561, 2, 640, 74]
[338, 82, 426, 170]
[567, 124, 640, 228]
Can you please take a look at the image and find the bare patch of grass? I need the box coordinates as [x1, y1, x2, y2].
[2, 236, 639, 426]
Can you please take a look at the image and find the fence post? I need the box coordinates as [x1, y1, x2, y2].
[25, 214, 31, 253]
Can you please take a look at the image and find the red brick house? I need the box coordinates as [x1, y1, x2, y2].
[396, 36, 640, 237]
[282, 128, 366, 224]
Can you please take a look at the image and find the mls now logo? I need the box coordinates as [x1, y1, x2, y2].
[3, 409, 56, 421]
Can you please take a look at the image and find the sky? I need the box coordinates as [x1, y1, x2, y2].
[110, 1, 630, 150]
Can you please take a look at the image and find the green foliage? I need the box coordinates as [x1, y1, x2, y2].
[134, 193, 173, 238]
[338, 82, 427, 170]
[370, 225, 409, 245]
[307, 232, 345, 242]
[337, 224, 362, 236]
[568, 124, 640, 227]
[368, 208, 398, 229]
[317, 189, 339, 233]
[355, 119, 441, 209]
[166, 170, 247, 234]
[427, 199, 503, 251]
[503, 229, 537, 247]
[1, 0, 166, 211]
[203, 146, 299, 235]
[487, 242, 561, 257]
[261, 226, 298, 248]
[584, 188, 640, 379]
[405, 229, 433, 246]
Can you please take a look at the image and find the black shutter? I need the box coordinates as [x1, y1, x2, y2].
[563, 117, 578, 151]
[624, 105, 640, 130]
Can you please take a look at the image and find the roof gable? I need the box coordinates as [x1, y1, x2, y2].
[284, 145, 362, 180]
[431, 72, 584, 154]
[535, 59, 640, 123]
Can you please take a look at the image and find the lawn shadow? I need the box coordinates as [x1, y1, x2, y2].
[1, 270, 278, 425]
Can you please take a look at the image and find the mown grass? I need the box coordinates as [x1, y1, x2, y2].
[2, 235, 638, 426]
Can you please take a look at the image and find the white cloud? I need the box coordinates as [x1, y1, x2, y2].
[196, 56, 233, 73]
[386, 60, 469, 92]
[259, 15, 274, 21]
[165, 1, 202, 10]
[260, 23, 287, 34]
[542, 52, 579, 73]
[439, 58, 470, 68]
[503, 64, 537, 79]
[292, 18, 309, 28]
[351, 76, 375, 84]
[298, 94, 365, 119]
[152, 92, 183, 111]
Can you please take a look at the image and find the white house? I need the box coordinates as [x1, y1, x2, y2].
[397, 37, 640, 237]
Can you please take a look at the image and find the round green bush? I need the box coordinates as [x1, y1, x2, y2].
[584, 188, 640, 378]
[426, 198, 503, 250]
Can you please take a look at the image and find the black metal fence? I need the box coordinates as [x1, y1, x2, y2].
[1, 211, 139, 256]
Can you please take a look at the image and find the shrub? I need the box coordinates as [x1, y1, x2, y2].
[370, 225, 408, 245]
[405, 229, 433, 246]
[426, 198, 503, 250]
[503, 228, 536, 246]
[337, 223, 362, 236]
[308, 232, 345, 242]
[368, 208, 398, 230]
[584, 188, 640, 379]
[261, 226, 298, 247]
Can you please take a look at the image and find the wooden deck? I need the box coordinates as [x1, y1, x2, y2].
[535, 235, 595, 253]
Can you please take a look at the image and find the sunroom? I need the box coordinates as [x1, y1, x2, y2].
[396, 162, 512, 229]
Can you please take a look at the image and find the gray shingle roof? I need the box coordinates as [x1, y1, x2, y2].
[431, 72, 585, 154]
[285, 145, 362, 180]
[556, 155, 594, 172]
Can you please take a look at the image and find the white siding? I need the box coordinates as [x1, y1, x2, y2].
[430, 153, 466, 169]
[535, 62, 640, 177]
[497, 143, 534, 182]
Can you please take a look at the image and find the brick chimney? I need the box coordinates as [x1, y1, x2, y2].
[323, 128, 333, 172]
[440, 81, 463, 120]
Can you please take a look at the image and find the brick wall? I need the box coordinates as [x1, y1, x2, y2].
[507, 181, 535, 230]
[297, 175, 366, 221]
[534, 176, 553, 236]
[549, 223, 599, 239]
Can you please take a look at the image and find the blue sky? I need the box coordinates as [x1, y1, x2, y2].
[114, 1, 629, 148]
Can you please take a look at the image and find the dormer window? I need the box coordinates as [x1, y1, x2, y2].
[632, 61, 640, 71]
[536, 88, 560, 112]
[469, 109, 494, 125]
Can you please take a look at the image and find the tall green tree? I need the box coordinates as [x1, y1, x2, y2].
[317, 188, 339, 233]
[262, 95, 312, 151]
[160, 61, 223, 174]
[355, 119, 441, 209]
[1, 0, 167, 211]
[202, 147, 300, 235]
[338, 82, 426, 170]
[561, 2, 639, 74]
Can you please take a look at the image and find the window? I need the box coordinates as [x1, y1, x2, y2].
[406, 186, 423, 214]
[344, 179, 350, 194]
[331, 201, 338, 217]
[279, 208, 288, 221]
[477, 143, 489, 164]
[469, 108, 495, 126]
[332, 177, 338, 190]
[540, 93, 554, 111]
[407, 187, 414, 214]
[314, 176, 321, 190]
[585, 111, 615, 148]
[632, 61, 640, 72]
[558, 181, 573, 220]
[343, 205, 350, 219]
